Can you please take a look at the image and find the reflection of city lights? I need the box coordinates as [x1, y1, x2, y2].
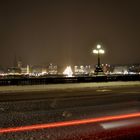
[63, 66, 73, 77]
[124, 70, 128, 75]
[41, 72, 47, 75]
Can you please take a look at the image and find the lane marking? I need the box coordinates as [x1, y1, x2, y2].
[0, 112, 140, 134]
[96, 89, 112, 92]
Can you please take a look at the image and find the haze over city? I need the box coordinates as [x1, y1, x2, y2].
[0, 0, 140, 67]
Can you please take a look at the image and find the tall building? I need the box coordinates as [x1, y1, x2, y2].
[74, 65, 91, 75]
[48, 63, 58, 75]
[17, 60, 22, 68]
[21, 65, 30, 75]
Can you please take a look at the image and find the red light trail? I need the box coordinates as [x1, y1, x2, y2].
[1, 112, 140, 134]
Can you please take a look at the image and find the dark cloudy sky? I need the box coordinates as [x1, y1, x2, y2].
[0, 0, 140, 67]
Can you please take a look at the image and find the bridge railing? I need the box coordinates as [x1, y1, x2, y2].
[0, 75, 139, 86]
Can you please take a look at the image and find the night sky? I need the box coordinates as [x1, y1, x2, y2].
[0, 0, 140, 67]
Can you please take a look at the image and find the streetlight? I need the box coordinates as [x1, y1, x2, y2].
[93, 44, 105, 74]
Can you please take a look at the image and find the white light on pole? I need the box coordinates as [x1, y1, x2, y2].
[97, 44, 101, 49]
[93, 50, 98, 54]
[93, 44, 105, 68]
[99, 49, 105, 54]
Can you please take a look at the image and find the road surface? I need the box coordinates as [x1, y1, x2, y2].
[0, 83, 140, 139]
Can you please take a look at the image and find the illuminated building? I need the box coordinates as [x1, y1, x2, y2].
[7, 67, 21, 75]
[74, 65, 91, 75]
[21, 65, 30, 75]
[48, 63, 57, 75]
[63, 66, 73, 77]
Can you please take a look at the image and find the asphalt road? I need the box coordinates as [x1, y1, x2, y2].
[0, 84, 140, 139]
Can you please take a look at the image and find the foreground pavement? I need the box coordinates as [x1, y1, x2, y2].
[0, 82, 140, 139]
[0, 81, 140, 93]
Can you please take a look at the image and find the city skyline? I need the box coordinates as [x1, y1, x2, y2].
[0, 1, 140, 67]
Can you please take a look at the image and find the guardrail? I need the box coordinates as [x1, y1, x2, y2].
[0, 75, 139, 86]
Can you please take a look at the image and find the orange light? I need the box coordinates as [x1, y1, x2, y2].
[1, 112, 140, 134]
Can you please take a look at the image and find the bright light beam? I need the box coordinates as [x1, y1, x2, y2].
[1, 112, 140, 134]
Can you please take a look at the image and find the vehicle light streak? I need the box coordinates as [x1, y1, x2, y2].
[1, 112, 140, 134]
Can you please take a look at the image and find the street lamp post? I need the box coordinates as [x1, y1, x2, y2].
[93, 44, 105, 75]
